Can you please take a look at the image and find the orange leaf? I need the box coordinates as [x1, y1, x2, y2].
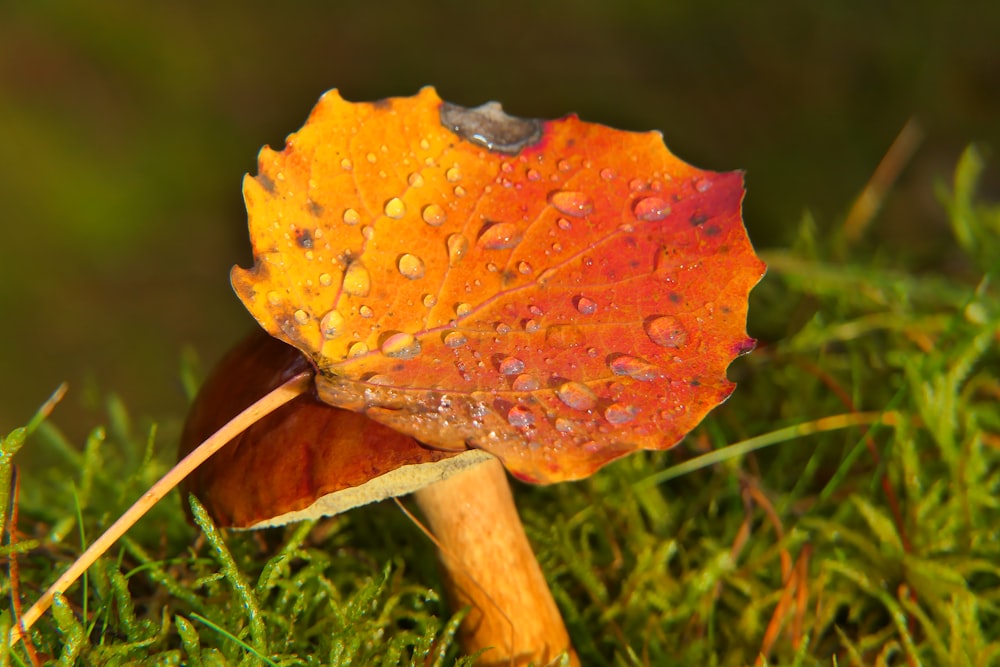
[232, 87, 765, 483]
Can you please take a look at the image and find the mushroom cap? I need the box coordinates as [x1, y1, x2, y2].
[179, 331, 489, 529]
[231, 87, 765, 483]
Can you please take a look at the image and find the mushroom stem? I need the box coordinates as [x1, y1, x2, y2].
[414, 457, 578, 667]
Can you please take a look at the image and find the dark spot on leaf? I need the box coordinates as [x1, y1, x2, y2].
[257, 173, 276, 193]
[295, 229, 313, 249]
[308, 200, 324, 217]
[372, 98, 394, 110]
[704, 225, 721, 236]
[440, 101, 542, 155]
[690, 213, 708, 226]
[669, 292, 682, 303]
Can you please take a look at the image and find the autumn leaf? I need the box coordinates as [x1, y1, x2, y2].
[232, 86, 765, 483]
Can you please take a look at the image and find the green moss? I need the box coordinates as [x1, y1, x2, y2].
[4, 149, 999, 665]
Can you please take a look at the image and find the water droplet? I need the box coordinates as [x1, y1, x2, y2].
[524, 319, 540, 333]
[319, 273, 332, 287]
[609, 355, 659, 382]
[367, 374, 392, 385]
[340, 158, 353, 171]
[518, 261, 532, 275]
[526, 168, 541, 181]
[294, 309, 310, 325]
[600, 168, 617, 181]
[419, 138, 430, 150]
[512, 374, 540, 392]
[453, 185, 467, 197]
[507, 405, 535, 428]
[557, 159, 572, 172]
[455, 302, 472, 318]
[575, 296, 597, 315]
[486, 262, 499, 273]
[343, 261, 371, 296]
[604, 403, 638, 424]
[320, 310, 346, 339]
[408, 172, 425, 187]
[477, 222, 522, 250]
[443, 331, 467, 348]
[421, 203, 447, 226]
[348, 342, 369, 357]
[267, 290, 282, 306]
[695, 177, 713, 192]
[499, 357, 525, 375]
[397, 253, 426, 280]
[633, 196, 671, 221]
[381, 332, 421, 359]
[359, 305, 374, 318]
[549, 190, 594, 218]
[384, 197, 406, 219]
[556, 382, 597, 411]
[495, 322, 511, 335]
[628, 178, 647, 192]
[366, 152, 377, 163]
[554, 417, 573, 433]
[362, 225, 375, 240]
[528, 304, 544, 317]
[646, 315, 688, 348]
[557, 217, 572, 231]
[447, 234, 469, 266]
[343, 208, 362, 225]
[446, 166, 461, 182]
[422, 293, 438, 308]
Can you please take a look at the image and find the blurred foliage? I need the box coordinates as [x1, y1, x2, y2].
[1, 1, 998, 440]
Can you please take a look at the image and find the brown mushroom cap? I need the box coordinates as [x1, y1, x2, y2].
[179, 331, 490, 528]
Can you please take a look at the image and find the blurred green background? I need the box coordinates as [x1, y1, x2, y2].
[2, 1, 997, 440]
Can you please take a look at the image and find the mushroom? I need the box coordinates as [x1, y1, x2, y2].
[179, 330, 577, 666]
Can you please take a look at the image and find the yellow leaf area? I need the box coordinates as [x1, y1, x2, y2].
[232, 86, 765, 483]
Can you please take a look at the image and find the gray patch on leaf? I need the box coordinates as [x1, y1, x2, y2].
[440, 101, 542, 155]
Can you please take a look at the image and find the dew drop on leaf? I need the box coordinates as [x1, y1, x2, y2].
[443, 331, 468, 348]
[477, 222, 522, 250]
[381, 332, 421, 359]
[604, 403, 638, 424]
[397, 253, 426, 280]
[343, 208, 362, 225]
[549, 190, 594, 218]
[507, 405, 535, 428]
[343, 261, 371, 296]
[512, 374, 540, 391]
[633, 196, 671, 221]
[421, 203, 447, 226]
[574, 296, 597, 315]
[645, 315, 689, 348]
[555, 381, 597, 411]
[320, 310, 346, 339]
[498, 357, 525, 375]
[447, 233, 469, 266]
[609, 355, 659, 382]
[384, 197, 406, 219]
